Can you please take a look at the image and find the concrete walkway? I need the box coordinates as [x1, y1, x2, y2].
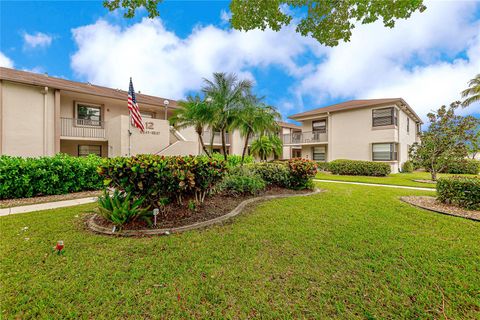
[0, 196, 98, 217]
[314, 179, 436, 191]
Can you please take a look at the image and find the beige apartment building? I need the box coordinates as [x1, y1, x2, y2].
[0, 67, 300, 159]
[285, 99, 423, 172]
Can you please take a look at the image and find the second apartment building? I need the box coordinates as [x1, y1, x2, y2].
[284, 99, 422, 172]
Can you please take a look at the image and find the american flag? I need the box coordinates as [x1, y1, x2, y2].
[128, 78, 145, 132]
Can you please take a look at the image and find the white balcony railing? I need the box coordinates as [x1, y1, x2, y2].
[61, 117, 106, 139]
[283, 131, 327, 144]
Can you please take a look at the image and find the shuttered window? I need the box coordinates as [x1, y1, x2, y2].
[372, 107, 397, 127]
[372, 143, 397, 161]
[312, 146, 326, 161]
[312, 120, 326, 133]
[78, 145, 102, 157]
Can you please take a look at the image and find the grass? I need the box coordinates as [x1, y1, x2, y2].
[315, 171, 478, 188]
[1, 183, 479, 319]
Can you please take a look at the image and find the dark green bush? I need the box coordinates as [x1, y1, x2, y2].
[220, 167, 266, 195]
[0, 154, 103, 199]
[287, 158, 318, 190]
[316, 162, 330, 172]
[437, 176, 480, 210]
[401, 161, 414, 173]
[248, 162, 290, 187]
[98, 190, 151, 226]
[98, 155, 227, 206]
[441, 159, 480, 175]
[329, 159, 391, 176]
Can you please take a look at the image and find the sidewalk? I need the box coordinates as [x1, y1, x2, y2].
[314, 179, 436, 191]
[0, 196, 98, 217]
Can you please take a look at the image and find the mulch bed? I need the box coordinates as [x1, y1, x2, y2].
[92, 187, 312, 231]
[412, 179, 437, 184]
[0, 190, 102, 209]
[400, 196, 479, 221]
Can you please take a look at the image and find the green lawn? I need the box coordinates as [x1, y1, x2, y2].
[1, 183, 479, 319]
[315, 171, 478, 188]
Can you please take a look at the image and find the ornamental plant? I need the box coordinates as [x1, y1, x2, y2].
[287, 158, 318, 189]
[329, 159, 390, 176]
[437, 176, 480, 210]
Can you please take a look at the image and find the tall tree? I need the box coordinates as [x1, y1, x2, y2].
[250, 135, 283, 161]
[409, 101, 478, 181]
[169, 95, 213, 157]
[461, 74, 480, 107]
[232, 96, 280, 164]
[103, 0, 426, 46]
[202, 73, 252, 160]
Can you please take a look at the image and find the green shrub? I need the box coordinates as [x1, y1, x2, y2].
[98, 190, 151, 226]
[220, 168, 266, 195]
[401, 161, 414, 173]
[211, 153, 254, 168]
[98, 155, 227, 206]
[287, 159, 318, 190]
[248, 162, 290, 187]
[437, 176, 480, 210]
[441, 159, 480, 175]
[0, 154, 103, 199]
[329, 159, 391, 176]
[316, 162, 330, 172]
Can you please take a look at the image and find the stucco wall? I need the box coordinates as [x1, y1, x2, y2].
[1, 81, 55, 157]
[397, 109, 418, 170]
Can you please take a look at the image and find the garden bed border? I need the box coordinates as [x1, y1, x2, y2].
[87, 188, 323, 236]
[400, 196, 479, 222]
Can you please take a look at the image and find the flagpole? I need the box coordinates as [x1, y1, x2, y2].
[128, 77, 132, 157]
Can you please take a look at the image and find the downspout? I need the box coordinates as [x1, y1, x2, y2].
[42, 86, 49, 155]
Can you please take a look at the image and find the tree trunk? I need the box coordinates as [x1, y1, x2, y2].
[241, 130, 251, 166]
[221, 128, 227, 161]
[431, 169, 437, 181]
[209, 129, 215, 153]
[196, 128, 211, 157]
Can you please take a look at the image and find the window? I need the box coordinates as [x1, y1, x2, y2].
[78, 145, 102, 157]
[76, 103, 101, 126]
[372, 107, 397, 127]
[407, 118, 410, 133]
[312, 146, 326, 161]
[372, 143, 397, 161]
[417, 123, 422, 134]
[140, 111, 155, 119]
[312, 120, 326, 133]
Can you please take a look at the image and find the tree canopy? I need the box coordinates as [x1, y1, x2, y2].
[103, 0, 426, 46]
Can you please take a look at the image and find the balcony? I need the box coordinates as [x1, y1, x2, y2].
[201, 131, 230, 145]
[283, 131, 327, 145]
[61, 117, 106, 140]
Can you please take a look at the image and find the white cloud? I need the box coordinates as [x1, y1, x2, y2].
[0, 52, 14, 68]
[23, 32, 53, 49]
[220, 10, 230, 24]
[70, 1, 480, 121]
[296, 0, 480, 120]
[70, 18, 319, 99]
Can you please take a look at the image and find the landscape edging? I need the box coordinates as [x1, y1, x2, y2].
[400, 196, 479, 222]
[87, 188, 323, 236]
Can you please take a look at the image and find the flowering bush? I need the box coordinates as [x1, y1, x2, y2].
[98, 155, 227, 206]
[287, 158, 318, 190]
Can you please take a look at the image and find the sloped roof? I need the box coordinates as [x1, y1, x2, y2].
[289, 98, 422, 123]
[277, 121, 301, 129]
[0, 67, 177, 108]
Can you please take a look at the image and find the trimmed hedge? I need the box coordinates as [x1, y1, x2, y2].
[441, 159, 480, 175]
[0, 154, 103, 199]
[437, 176, 480, 210]
[316, 162, 330, 172]
[329, 159, 391, 176]
[98, 155, 227, 205]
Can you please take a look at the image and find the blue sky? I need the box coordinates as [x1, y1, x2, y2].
[1, 0, 479, 123]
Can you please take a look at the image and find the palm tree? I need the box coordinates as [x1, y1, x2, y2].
[169, 95, 213, 157]
[250, 135, 283, 161]
[232, 96, 280, 164]
[202, 73, 252, 160]
[461, 74, 480, 107]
